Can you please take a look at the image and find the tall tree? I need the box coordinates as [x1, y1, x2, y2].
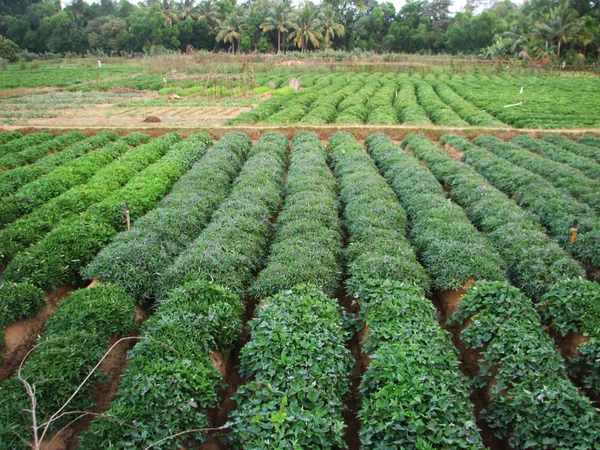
[261, 1, 293, 53]
[216, 12, 245, 53]
[532, 0, 580, 58]
[288, 2, 322, 52]
[318, 5, 345, 48]
[197, 0, 222, 34]
[176, 0, 199, 20]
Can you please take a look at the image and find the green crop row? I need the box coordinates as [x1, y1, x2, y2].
[84, 132, 249, 301]
[450, 281, 600, 449]
[226, 96, 288, 125]
[366, 79, 398, 125]
[545, 135, 600, 165]
[0, 135, 135, 228]
[0, 132, 151, 266]
[335, 80, 381, 124]
[0, 131, 119, 198]
[518, 135, 600, 180]
[329, 132, 428, 293]
[0, 281, 45, 349]
[368, 133, 506, 290]
[160, 132, 288, 296]
[262, 91, 319, 125]
[0, 132, 86, 171]
[413, 79, 468, 127]
[451, 135, 600, 271]
[0, 132, 54, 156]
[80, 281, 244, 449]
[1, 133, 205, 293]
[0, 132, 22, 145]
[251, 132, 342, 298]
[430, 80, 506, 127]
[394, 80, 431, 125]
[329, 132, 481, 448]
[483, 135, 600, 213]
[0, 284, 138, 450]
[579, 135, 600, 148]
[415, 134, 600, 393]
[300, 78, 362, 124]
[418, 134, 583, 299]
[231, 284, 352, 448]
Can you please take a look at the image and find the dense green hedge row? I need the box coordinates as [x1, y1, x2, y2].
[0, 132, 151, 266]
[0, 132, 85, 171]
[518, 135, 600, 180]
[80, 281, 244, 449]
[231, 284, 352, 448]
[394, 79, 431, 125]
[329, 132, 481, 448]
[579, 135, 600, 148]
[160, 132, 288, 296]
[0, 131, 21, 145]
[449, 135, 600, 270]
[1, 133, 205, 292]
[226, 95, 288, 125]
[0, 281, 45, 349]
[479, 135, 600, 213]
[84, 133, 251, 300]
[0, 132, 53, 156]
[367, 133, 505, 290]
[413, 79, 468, 127]
[541, 279, 600, 396]
[0, 284, 138, 450]
[262, 90, 319, 125]
[450, 281, 600, 449]
[430, 79, 506, 127]
[0, 131, 118, 198]
[366, 81, 398, 125]
[329, 132, 428, 293]
[419, 134, 584, 299]
[251, 132, 342, 298]
[0, 136, 137, 228]
[545, 135, 600, 165]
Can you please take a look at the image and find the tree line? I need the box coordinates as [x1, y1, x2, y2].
[0, 0, 598, 61]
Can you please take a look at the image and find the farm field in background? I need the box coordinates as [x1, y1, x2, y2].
[0, 128, 599, 449]
[0, 54, 599, 450]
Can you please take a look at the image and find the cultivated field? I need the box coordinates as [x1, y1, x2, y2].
[0, 56, 599, 450]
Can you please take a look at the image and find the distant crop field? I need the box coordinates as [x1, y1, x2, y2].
[0, 130, 599, 449]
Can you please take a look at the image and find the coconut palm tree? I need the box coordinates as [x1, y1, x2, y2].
[216, 13, 245, 53]
[318, 6, 345, 49]
[197, 0, 222, 34]
[288, 3, 322, 53]
[146, 0, 178, 26]
[176, 0, 199, 20]
[261, 2, 293, 53]
[532, 1, 580, 58]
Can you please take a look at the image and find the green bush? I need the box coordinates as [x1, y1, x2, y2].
[450, 281, 600, 449]
[0, 35, 19, 62]
[231, 284, 352, 449]
[413, 78, 468, 126]
[0, 132, 53, 156]
[0, 132, 85, 171]
[394, 78, 431, 125]
[578, 135, 600, 150]
[544, 135, 600, 165]
[0, 284, 137, 450]
[0, 282, 45, 348]
[80, 281, 243, 449]
[85, 132, 253, 300]
[0, 132, 22, 145]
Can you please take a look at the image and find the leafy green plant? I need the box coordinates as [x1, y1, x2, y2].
[0, 133, 53, 156]
[0, 284, 137, 450]
[544, 135, 600, 165]
[578, 135, 600, 149]
[394, 76, 431, 125]
[162, 132, 287, 296]
[413, 78, 468, 126]
[80, 281, 243, 449]
[251, 132, 342, 298]
[231, 284, 352, 449]
[85, 132, 254, 300]
[449, 281, 600, 449]
[0, 282, 45, 348]
[0, 132, 85, 171]
[0, 131, 22, 145]
[367, 133, 506, 290]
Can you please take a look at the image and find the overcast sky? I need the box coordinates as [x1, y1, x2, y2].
[73, 0, 473, 14]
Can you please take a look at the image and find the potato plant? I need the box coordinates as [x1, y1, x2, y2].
[251, 132, 342, 298]
[0, 284, 137, 450]
[0, 131, 22, 145]
[231, 285, 352, 449]
[0, 131, 119, 198]
[1, 133, 206, 292]
[0, 131, 85, 171]
[450, 281, 600, 449]
[367, 133, 506, 290]
[0, 132, 53, 155]
[0, 132, 151, 266]
[161, 132, 288, 296]
[85, 132, 251, 300]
